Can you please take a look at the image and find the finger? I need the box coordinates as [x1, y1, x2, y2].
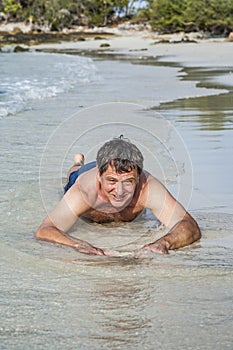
[150, 246, 169, 254]
[76, 245, 104, 255]
[95, 248, 105, 256]
[103, 250, 115, 256]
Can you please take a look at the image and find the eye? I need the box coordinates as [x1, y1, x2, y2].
[107, 178, 116, 183]
[124, 179, 134, 185]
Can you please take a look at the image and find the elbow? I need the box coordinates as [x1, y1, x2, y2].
[193, 220, 201, 243]
[184, 213, 201, 243]
[35, 228, 42, 240]
[196, 227, 202, 241]
[35, 225, 47, 241]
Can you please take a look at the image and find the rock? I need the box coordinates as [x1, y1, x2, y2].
[100, 43, 110, 48]
[28, 40, 40, 46]
[187, 32, 203, 40]
[228, 32, 233, 41]
[11, 27, 23, 35]
[13, 45, 29, 52]
[94, 36, 105, 40]
[129, 48, 148, 52]
[0, 30, 9, 36]
[118, 22, 151, 32]
[0, 12, 6, 21]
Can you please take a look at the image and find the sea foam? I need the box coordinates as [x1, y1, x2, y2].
[0, 51, 97, 118]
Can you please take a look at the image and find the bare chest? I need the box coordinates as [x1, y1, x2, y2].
[81, 204, 143, 223]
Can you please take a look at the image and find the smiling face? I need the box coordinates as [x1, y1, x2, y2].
[98, 164, 139, 209]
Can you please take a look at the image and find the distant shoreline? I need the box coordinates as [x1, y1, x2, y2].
[1, 21, 233, 92]
[1, 21, 231, 50]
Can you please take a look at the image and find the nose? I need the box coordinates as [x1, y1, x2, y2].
[115, 181, 123, 195]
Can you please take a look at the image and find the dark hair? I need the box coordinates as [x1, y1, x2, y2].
[96, 136, 144, 176]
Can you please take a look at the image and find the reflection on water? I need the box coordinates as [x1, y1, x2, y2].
[158, 92, 233, 131]
[156, 67, 233, 131]
[152, 65, 233, 213]
[87, 278, 152, 349]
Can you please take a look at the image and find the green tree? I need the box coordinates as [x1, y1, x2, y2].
[82, 0, 134, 26]
[147, 0, 233, 34]
[150, 0, 189, 32]
[2, 0, 22, 19]
[0, 0, 147, 28]
[2, 0, 232, 34]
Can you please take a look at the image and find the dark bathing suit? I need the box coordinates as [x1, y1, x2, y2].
[64, 161, 96, 193]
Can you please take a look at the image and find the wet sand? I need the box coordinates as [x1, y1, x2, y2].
[1, 31, 233, 349]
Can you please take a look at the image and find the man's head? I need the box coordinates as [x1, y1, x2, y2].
[96, 136, 144, 208]
[96, 136, 144, 176]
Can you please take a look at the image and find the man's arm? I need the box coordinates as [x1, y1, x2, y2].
[35, 185, 105, 256]
[140, 212, 201, 254]
[138, 176, 201, 255]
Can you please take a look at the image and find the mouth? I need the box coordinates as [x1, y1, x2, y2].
[112, 195, 125, 202]
[110, 193, 131, 206]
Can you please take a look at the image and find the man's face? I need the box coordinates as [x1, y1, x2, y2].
[99, 164, 139, 209]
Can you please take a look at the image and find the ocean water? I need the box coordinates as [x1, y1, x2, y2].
[0, 45, 233, 349]
[0, 51, 98, 117]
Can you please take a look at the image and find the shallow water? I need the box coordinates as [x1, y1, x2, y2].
[1, 46, 233, 349]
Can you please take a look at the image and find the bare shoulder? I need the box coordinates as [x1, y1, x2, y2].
[68, 167, 98, 206]
[140, 171, 164, 192]
[137, 171, 161, 205]
[139, 171, 171, 208]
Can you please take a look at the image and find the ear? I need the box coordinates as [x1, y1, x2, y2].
[97, 170, 101, 181]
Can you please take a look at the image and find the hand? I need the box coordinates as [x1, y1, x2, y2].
[134, 241, 169, 258]
[74, 241, 105, 256]
[146, 242, 169, 254]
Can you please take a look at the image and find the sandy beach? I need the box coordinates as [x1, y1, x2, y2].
[24, 26, 232, 65]
[1, 21, 232, 66]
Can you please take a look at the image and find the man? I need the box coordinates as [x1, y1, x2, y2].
[35, 136, 201, 256]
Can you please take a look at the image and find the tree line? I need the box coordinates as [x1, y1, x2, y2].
[0, 0, 232, 35]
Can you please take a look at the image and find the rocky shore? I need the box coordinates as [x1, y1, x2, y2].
[1, 21, 233, 53]
[0, 22, 116, 51]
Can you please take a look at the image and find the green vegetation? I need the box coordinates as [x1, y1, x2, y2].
[1, 0, 22, 19]
[0, 0, 232, 35]
[137, 0, 233, 35]
[0, 0, 139, 29]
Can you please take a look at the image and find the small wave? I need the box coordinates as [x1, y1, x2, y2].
[0, 51, 98, 118]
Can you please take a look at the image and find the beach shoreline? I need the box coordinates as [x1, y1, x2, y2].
[1, 21, 232, 72]
[0, 20, 231, 50]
